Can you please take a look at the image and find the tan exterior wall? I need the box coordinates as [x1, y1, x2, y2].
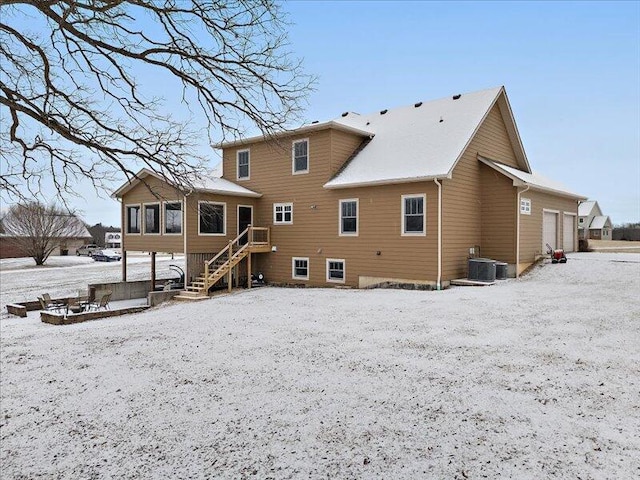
[479, 164, 517, 263]
[221, 129, 438, 287]
[442, 104, 521, 280]
[120, 176, 185, 253]
[519, 189, 579, 263]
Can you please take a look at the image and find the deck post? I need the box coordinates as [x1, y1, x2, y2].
[150, 252, 156, 293]
[228, 240, 233, 292]
[122, 250, 127, 281]
[247, 252, 252, 289]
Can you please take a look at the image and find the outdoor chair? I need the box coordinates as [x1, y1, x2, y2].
[40, 294, 65, 313]
[88, 291, 112, 311]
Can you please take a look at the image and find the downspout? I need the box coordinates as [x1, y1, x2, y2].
[516, 185, 530, 278]
[433, 178, 442, 290]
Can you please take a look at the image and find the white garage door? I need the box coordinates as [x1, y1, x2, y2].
[543, 211, 558, 251]
[563, 214, 575, 252]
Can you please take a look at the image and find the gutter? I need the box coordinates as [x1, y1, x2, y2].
[434, 178, 443, 290]
[516, 185, 530, 278]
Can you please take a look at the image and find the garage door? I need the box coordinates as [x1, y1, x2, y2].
[563, 214, 575, 252]
[543, 211, 558, 251]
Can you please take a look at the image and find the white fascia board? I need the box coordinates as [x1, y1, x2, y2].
[324, 173, 450, 190]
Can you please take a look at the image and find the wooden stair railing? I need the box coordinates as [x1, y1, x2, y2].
[180, 226, 270, 298]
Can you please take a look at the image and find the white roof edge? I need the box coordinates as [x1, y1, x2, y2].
[446, 87, 503, 177]
[497, 89, 532, 173]
[213, 121, 374, 149]
[324, 173, 451, 190]
[112, 168, 261, 198]
[478, 156, 587, 200]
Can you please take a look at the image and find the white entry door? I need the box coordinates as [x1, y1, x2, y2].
[563, 214, 575, 252]
[543, 211, 558, 251]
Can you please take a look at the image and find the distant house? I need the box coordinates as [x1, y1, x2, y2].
[0, 216, 93, 259]
[105, 231, 122, 249]
[114, 86, 585, 297]
[578, 201, 612, 240]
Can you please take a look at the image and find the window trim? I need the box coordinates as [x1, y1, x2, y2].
[339, 198, 359, 236]
[326, 258, 346, 283]
[163, 200, 183, 235]
[143, 202, 161, 236]
[292, 138, 309, 175]
[292, 257, 310, 281]
[237, 149, 250, 181]
[520, 197, 532, 215]
[273, 202, 293, 225]
[198, 201, 226, 236]
[401, 194, 426, 236]
[125, 203, 141, 235]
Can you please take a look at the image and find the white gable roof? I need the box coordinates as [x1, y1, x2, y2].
[479, 158, 586, 199]
[113, 168, 261, 198]
[324, 86, 526, 189]
[589, 215, 610, 229]
[578, 200, 597, 216]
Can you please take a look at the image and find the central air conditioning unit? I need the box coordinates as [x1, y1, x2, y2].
[468, 258, 496, 282]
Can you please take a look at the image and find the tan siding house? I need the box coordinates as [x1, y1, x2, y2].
[113, 86, 585, 297]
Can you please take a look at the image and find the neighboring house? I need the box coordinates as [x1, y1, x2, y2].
[0, 217, 93, 259]
[578, 200, 612, 240]
[113, 86, 585, 297]
[105, 231, 122, 249]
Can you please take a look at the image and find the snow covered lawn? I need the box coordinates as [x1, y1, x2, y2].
[1, 253, 639, 478]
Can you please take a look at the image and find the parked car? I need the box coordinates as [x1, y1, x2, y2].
[76, 244, 100, 256]
[92, 249, 122, 262]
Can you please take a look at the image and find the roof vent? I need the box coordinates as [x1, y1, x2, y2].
[439, 116, 444, 123]
[452, 94, 461, 100]
[341, 112, 349, 117]
[414, 102, 423, 108]
[311, 120, 319, 124]
[366, 121, 370, 125]
[380, 109, 388, 115]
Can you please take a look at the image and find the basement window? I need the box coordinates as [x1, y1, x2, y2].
[326, 259, 345, 283]
[520, 198, 532, 215]
[292, 257, 309, 280]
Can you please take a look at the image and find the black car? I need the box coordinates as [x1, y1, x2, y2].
[92, 249, 122, 262]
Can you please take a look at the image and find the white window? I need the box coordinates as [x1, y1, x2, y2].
[292, 257, 309, 280]
[125, 204, 141, 234]
[237, 149, 250, 180]
[401, 194, 426, 235]
[326, 259, 345, 283]
[274, 203, 293, 225]
[143, 203, 160, 235]
[520, 198, 532, 215]
[292, 139, 309, 174]
[579, 217, 584, 224]
[339, 199, 358, 236]
[164, 202, 182, 234]
[199, 201, 226, 235]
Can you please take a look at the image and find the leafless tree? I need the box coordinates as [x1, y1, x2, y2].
[2, 202, 88, 265]
[0, 0, 313, 203]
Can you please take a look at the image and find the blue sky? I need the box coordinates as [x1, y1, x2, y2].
[18, 1, 640, 226]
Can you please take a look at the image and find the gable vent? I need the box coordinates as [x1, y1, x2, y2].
[341, 112, 349, 117]
[414, 102, 423, 108]
[452, 94, 462, 100]
[380, 109, 388, 115]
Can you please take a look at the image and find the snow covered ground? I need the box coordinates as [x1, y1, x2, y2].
[1, 252, 639, 479]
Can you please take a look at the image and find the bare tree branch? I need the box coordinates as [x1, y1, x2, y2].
[0, 0, 314, 203]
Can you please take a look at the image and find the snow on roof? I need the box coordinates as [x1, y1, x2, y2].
[479, 158, 585, 199]
[193, 172, 261, 198]
[324, 87, 505, 188]
[578, 201, 596, 216]
[589, 215, 610, 229]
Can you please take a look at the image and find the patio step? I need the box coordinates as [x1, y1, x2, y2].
[174, 290, 209, 301]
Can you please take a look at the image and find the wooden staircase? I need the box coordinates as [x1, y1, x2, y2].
[175, 226, 270, 301]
